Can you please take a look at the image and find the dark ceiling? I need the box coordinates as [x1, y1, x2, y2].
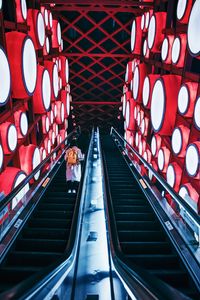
[41, 1, 152, 132]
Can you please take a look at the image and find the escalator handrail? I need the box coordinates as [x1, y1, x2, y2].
[0, 126, 80, 212]
[101, 136, 192, 300]
[110, 127, 200, 226]
[0, 130, 92, 300]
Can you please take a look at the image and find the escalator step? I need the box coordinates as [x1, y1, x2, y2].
[33, 210, 73, 219]
[15, 238, 66, 252]
[117, 220, 160, 231]
[114, 205, 151, 213]
[22, 228, 70, 239]
[28, 218, 71, 228]
[120, 241, 172, 254]
[115, 212, 156, 221]
[38, 203, 74, 211]
[118, 231, 165, 242]
[126, 254, 180, 269]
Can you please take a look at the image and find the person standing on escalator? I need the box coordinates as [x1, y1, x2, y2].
[65, 139, 84, 194]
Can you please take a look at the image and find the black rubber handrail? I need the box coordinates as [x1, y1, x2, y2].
[0, 126, 80, 212]
[101, 135, 191, 300]
[111, 127, 200, 226]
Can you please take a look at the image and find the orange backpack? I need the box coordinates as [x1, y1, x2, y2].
[66, 148, 78, 165]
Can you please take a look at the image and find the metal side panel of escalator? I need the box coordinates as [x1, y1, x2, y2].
[101, 134, 200, 300]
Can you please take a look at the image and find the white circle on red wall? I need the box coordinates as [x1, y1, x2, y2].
[0, 144, 3, 170]
[45, 116, 50, 133]
[44, 9, 48, 26]
[188, 0, 200, 56]
[151, 79, 165, 132]
[57, 22, 62, 46]
[33, 147, 41, 180]
[142, 76, 150, 107]
[178, 85, 189, 115]
[67, 93, 70, 115]
[151, 136, 157, 156]
[161, 37, 169, 61]
[65, 59, 69, 83]
[131, 20, 136, 52]
[0, 47, 11, 106]
[21, 0, 27, 20]
[49, 12, 53, 28]
[172, 37, 181, 64]
[145, 11, 150, 29]
[166, 164, 175, 187]
[46, 37, 50, 54]
[125, 101, 130, 128]
[61, 103, 64, 122]
[20, 112, 28, 137]
[194, 96, 200, 130]
[186, 144, 199, 176]
[37, 12, 45, 47]
[8, 124, 17, 152]
[171, 127, 182, 155]
[23, 37, 37, 95]
[158, 149, 164, 171]
[0, 0, 2, 9]
[133, 65, 139, 99]
[148, 15, 156, 49]
[177, 0, 187, 21]
[141, 14, 145, 30]
[179, 185, 189, 199]
[53, 64, 59, 98]
[42, 69, 51, 111]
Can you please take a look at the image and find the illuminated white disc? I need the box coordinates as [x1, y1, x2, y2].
[186, 144, 199, 176]
[187, 0, 200, 56]
[54, 124, 58, 135]
[143, 39, 147, 56]
[57, 22, 62, 46]
[151, 136, 157, 156]
[52, 131, 55, 144]
[37, 12, 45, 47]
[47, 139, 51, 153]
[12, 172, 29, 210]
[32, 147, 41, 180]
[131, 20, 136, 52]
[53, 64, 59, 98]
[122, 94, 126, 116]
[135, 132, 139, 147]
[42, 69, 51, 110]
[0, 0, 2, 9]
[143, 151, 147, 161]
[161, 38, 169, 61]
[133, 65, 139, 99]
[46, 37, 50, 54]
[8, 124, 17, 152]
[194, 96, 200, 129]
[166, 164, 175, 187]
[0, 144, 3, 170]
[125, 101, 130, 128]
[49, 12, 53, 28]
[65, 59, 69, 83]
[137, 111, 141, 126]
[44, 9, 48, 26]
[61, 103, 64, 122]
[54, 104, 57, 117]
[179, 185, 189, 199]
[145, 11, 150, 28]
[151, 79, 165, 132]
[141, 118, 145, 134]
[172, 37, 181, 64]
[134, 106, 138, 119]
[45, 116, 50, 133]
[177, 0, 187, 21]
[130, 78, 133, 91]
[125, 63, 128, 82]
[142, 76, 150, 107]
[139, 142, 143, 155]
[21, 0, 27, 20]
[50, 110, 54, 124]
[66, 93, 70, 115]
[42, 148, 46, 160]
[141, 14, 145, 30]
[172, 127, 182, 155]
[0, 47, 11, 105]
[20, 112, 28, 136]
[148, 163, 153, 180]
[178, 85, 189, 114]
[23, 37, 37, 95]
[148, 15, 156, 49]
[158, 149, 164, 171]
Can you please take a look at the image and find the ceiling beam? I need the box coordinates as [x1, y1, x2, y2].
[72, 101, 122, 105]
[40, 0, 153, 7]
[51, 6, 142, 13]
[65, 53, 131, 58]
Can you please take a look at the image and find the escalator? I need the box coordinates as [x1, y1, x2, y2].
[101, 135, 200, 299]
[0, 134, 89, 295]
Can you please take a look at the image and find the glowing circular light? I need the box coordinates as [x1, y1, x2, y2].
[0, 144, 3, 171]
[57, 22, 62, 46]
[194, 96, 200, 130]
[143, 39, 148, 56]
[53, 64, 59, 98]
[8, 124, 17, 152]
[37, 12, 45, 47]
[142, 76, 150, 107]
[186, 143, 199, 177]
[179, 186, 189, 199]
[44, 9, 48, 26]
[13, 171, 29, 209]
[172, 37, 181, 64]
[66, 93, 70, 116]
[148, 15, 156, 49]
[131, 20, 136, 52]
[47, 139, 51, 153]
[23, 37, 37, 95]
[135, 132, 139, 147]
[42, 69, 51, 111]
[0, 47, 11, 106]
[145, 11, 150, 28]
[32, 147, 41, 180]
[151, 80, 164, 132]
[177, 0, 187, 20]
[21, 0, 27, 20]
[151, 136, 157, 156]
[65, 59, 69, 83]
[20, 112, 28, 137]
[161, 37, 169, 61]
[178, 85, 189, 115]
[49, 12, 53, 28]
[125, 101, 130, 128]
[171, 127, 182, 155]
[133, 66, 139, 99]
[45, 37, 50, 54]
[45, 116, 50, 133]
[61, 103, 64, 123]
[141, 14, 145, 30]
[0, 0, 2, 9]
[187, 0, 200, 56]
[158, 149, 164, 171]
[166, 164, 175, 187]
